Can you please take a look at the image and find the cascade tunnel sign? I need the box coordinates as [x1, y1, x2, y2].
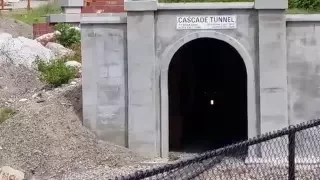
[176, 15, 237, 30]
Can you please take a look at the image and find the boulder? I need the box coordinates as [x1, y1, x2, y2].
[35, 31, 61, 46]
[0, 33, 12, 44]
[69, 26, 80, 31]
[0, 36, 55, 69]
[65, 61, 81, 77]
[0, 166, 24, 180]
[64, 61, 81, 69]
[45, 42, 74, 59]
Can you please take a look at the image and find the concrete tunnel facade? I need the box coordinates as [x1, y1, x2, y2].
[79, 0, 320, 161]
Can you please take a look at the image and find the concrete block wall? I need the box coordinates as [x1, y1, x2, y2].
[286, 15, 320, 158]
[81, 15, 128, 147]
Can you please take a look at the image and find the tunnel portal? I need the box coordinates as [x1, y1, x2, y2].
[168, 38, 248, 153]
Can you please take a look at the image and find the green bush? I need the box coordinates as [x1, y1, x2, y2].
[289, 0, 320, 11]
[55, 23, 81, 48]
[0, 108, 16, 124]
[38, 59, 77, 87]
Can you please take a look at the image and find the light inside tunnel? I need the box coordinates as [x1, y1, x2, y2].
[210, 100, 214, 105]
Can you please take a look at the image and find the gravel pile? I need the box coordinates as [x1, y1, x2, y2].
[0, 64, 147, 179]
[0, 17, 32, 38]
[0, 63, 42, 106]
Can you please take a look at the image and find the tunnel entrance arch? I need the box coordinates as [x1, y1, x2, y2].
[160, 31, 257, 158]
[168, 37, 247, 153]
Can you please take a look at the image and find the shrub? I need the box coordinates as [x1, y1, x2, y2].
[289, 0, 320, 11]
[38, 59, 77, 87]
[0, 108, 16, 124]
[55, 23, 81, 48]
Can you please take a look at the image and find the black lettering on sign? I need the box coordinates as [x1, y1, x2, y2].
[178, 16, 236, 24]
[178, 16, 209, 23]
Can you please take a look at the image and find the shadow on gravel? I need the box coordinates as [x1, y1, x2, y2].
[62, 85, 83, 122]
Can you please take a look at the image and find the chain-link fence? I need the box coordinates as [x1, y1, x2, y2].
[114, 119, 320, 180]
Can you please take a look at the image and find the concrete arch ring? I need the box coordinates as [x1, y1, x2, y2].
[159, 30, 258, 158]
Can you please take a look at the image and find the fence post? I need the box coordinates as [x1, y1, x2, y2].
[288, 126, 296, 180]
[27, 0, 31, 10]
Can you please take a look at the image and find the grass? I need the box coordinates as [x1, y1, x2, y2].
[157, 0, 320, 14]
[11, 3, 61, 25]
[0, 107, 16, 124]
[158, 0, 253, 2]
[287, 8, 320, 14]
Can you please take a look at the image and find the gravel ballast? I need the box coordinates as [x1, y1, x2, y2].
[0, 63, 148, 179]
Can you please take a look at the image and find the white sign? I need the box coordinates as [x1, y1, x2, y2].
[176, 15, 237, 30]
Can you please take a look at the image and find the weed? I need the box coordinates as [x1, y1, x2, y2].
[37, 59, 77, 87]
[0, 107, 16, 124]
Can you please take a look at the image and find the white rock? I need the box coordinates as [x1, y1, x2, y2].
[0, 146, 2, 150]
[18, 98, 28, 102]
[64, 61, 81, 69]
[0, 37, 55, 69]
[70, 81, 77, 85]
[45, 42, 74, 59]
[69, 26, 80, 31]
[32, 92, 42, 99]
[0, 166, 24, 180]
[0, 33, 12, 44]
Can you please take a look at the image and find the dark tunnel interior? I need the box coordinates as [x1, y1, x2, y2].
[168, 38, 248, 153]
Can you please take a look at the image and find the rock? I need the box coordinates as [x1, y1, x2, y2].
[70, 81, 77, 85]
[18, 98, 27, 102]
[35, 31, 61, 46]
[7, 99, 13, 103]
[0, 146, 2, 150]
[45, 42, 74, 59]
[0, 166, 24, 180]
[64, 61, 81, 69]
[0, 37, 55, 69]
[0, 33, 12, 44]
[36, 99, 45, 103]
[32, 92, 42, 99]
[69, 26, 80, 31]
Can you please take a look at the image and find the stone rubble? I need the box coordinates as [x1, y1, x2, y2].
[0, 166, 24, 180]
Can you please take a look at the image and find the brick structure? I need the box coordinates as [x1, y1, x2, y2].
[82, 0, 124, 13]
[33, 23, 55, 38]
[33, 0, 125, 38]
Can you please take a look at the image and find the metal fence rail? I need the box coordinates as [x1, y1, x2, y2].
[114, 119, 320, 180]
